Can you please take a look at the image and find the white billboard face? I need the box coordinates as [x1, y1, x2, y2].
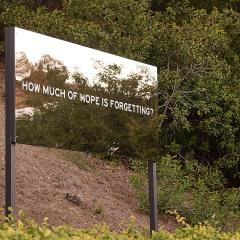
[14, 27, 158, 159]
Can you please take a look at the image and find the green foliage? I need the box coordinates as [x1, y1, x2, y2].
[154, 224, 240, 240]
[62, 0, 156, 60]
[0, 3, 108, 50]
[153, 8, 240, 187]
[151, 0, 240, 13]
[131, 155, 240, 229]
[0, 0, 155, 60]
[0, 212, 239, 239]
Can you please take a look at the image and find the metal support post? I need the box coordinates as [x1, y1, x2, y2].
[5, 27, 16, 216]
[148, 160, 158, 235]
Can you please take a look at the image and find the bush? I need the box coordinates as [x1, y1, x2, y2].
[154, 224, 240, 240]
[131, 155, 240, 230]
[0, 212, 239, 240]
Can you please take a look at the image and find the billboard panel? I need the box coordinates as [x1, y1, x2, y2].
[14, 27, 158, 160]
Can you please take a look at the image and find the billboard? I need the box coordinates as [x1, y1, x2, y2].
[5, 27, 159, 232]
[13, 27, 158, 160]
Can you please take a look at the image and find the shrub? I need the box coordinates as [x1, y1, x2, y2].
[131, 155, 240, 230]
[0, 212, 239, 240]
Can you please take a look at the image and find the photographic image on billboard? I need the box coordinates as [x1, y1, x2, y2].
[14, 28, 158, 160]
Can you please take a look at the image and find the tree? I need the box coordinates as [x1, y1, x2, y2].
[150, 8, 240, 186]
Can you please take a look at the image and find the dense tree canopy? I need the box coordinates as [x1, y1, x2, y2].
[0, 0, 240, 191]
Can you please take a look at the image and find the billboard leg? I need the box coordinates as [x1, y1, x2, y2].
[148, 160, 158, 236]
[5, 141, 16, 216]
[5, 27, 16, 216]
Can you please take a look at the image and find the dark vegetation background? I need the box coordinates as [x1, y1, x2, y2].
[0, 0, 240, 230]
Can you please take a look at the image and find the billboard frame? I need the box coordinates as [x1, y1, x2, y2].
[4, 27, 158, 234]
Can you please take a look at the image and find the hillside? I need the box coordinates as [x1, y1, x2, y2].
[0, 61, 177, 232]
